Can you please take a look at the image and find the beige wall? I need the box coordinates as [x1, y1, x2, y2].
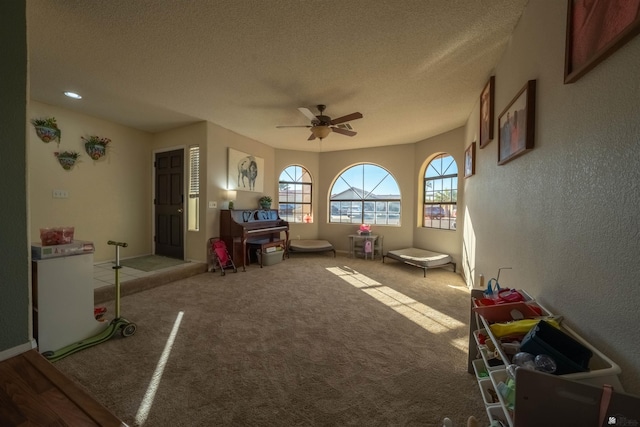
[316, 143, 422, 254]
[276, 142, 461, 257]
[276, 137, 465, 262]
[152, 122, 207, 262]
[28, 101, 153, 263]
[463, 0, 640, 392]
[27, 103, 277, 266]
[204, 122, 277, 253]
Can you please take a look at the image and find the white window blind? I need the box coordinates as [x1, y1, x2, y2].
[189, 146, 200, 198]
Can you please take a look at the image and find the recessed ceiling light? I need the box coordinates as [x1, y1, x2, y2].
[64, 91, 82, 99]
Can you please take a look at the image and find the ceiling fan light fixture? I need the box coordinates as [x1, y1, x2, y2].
[311, 125, 331, 139]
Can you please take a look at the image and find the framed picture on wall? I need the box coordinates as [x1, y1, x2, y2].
[464, 142, 476, 178]
[479, 76, 495, 148]
[228, 148, 264, 192]
[564, 0, 640, 84]
[498, 80, 536, 165]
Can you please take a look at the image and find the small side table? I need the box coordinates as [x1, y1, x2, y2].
[348, 234, 383, 260]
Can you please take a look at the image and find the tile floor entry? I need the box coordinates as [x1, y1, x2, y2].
[92, 262, 153, 289]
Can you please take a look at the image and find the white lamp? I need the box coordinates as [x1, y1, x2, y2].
[311, 125, 331, 140]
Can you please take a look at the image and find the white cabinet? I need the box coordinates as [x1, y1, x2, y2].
[32, 253, 106, 353]
[467, 289, 622, 426]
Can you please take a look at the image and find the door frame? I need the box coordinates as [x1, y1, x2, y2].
[152, 146, 188, 257]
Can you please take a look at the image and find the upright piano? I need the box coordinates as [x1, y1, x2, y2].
[220, 209, 289, 270]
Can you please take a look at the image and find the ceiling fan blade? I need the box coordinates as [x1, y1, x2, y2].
[276, 125, 312, 128]
[330, 112, 363, 125]
[307, 132, 316, 141]
[331, 127, 357, 137]
[298, 107, 318, 122]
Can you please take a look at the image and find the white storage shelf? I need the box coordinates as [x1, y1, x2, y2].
[477, 315, 622, 388]
[467, 288, 623, 427]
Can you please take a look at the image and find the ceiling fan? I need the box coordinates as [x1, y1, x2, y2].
[276, 104, 363, 140]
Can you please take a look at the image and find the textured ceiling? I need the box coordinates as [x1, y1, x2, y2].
[27, 0, 528, 152]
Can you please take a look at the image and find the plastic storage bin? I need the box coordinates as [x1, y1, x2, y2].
[472, 358, 490, 380]
[486, 405, 510, 427]
[478, 378, 498, 406]
[489, 369, 514, 427]
[520, 319, 592, 375]
[256, 249, 284, 266]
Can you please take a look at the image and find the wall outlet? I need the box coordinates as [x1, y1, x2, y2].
[208, 201, 217, 209]
[52, 189, 68, 198]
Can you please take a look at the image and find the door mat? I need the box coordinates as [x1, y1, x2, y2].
[119, 255, 188, 272]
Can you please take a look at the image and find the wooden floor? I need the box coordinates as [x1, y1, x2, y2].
[0, 349, 125, 426]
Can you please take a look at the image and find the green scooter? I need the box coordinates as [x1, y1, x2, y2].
[43, 240, 137, 362]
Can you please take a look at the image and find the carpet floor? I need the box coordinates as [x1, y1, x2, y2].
[55, 253, 486, 427]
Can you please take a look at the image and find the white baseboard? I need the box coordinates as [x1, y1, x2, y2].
[0, 339, 37, 362]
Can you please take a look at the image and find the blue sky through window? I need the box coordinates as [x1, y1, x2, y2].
[331, 164, 400, 197]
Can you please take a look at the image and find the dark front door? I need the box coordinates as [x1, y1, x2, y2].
[155, 149, 184, 259]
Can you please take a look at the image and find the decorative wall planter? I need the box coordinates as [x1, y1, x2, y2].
[85, 143, 106, 160]
[31, 117, 61, 143]
[55, 151, 80, 170]
[82, 136, 111, 160]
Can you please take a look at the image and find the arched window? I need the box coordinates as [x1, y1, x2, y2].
[423, 154, 457, 230]
[329, 164, 401, 225]
[278, 165, 312, 223]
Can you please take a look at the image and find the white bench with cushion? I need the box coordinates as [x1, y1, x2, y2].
[382, 247, 456, 277]
[287, 239, 336, 257]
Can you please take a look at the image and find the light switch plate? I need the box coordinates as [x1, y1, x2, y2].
[208, 201, 217, 208]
